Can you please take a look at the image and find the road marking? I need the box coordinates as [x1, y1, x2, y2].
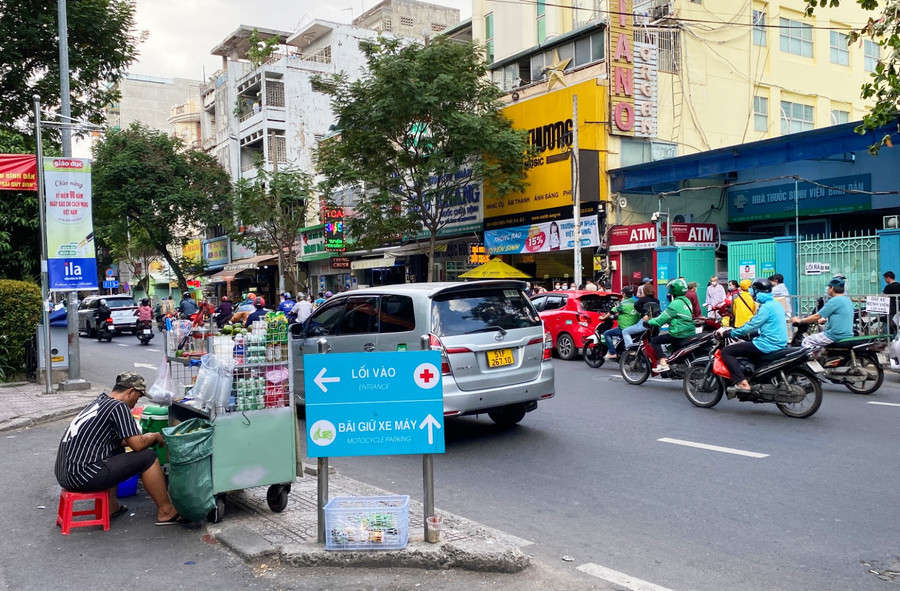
[117, 343, 129, 347]
[658, 437, 769, 458]
[867, 401, 900, 407]
[147, 348, 160, 352]
[577, 563, 676, 591]
[134, 363, 157, 370]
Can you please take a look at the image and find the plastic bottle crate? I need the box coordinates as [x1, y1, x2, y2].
[324, 495, 410, 551]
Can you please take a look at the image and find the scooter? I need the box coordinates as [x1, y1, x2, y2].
[136, 319, 154, 345]
[583, 313, 621, 368]
[682, 332, 824, 418]
[790, 322, 886, 394]
[618, 318, 721, 385]
[96, 316, 113, 342]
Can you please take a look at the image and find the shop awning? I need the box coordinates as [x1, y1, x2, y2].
[458, 258, 530, 279]
[351, 256, 398, 270]
[223, 254, 278, 272]
[209, 270, 236, 283]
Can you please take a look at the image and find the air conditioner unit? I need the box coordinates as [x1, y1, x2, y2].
[884, 214, 899, 229]
[671, 213, 694, 223]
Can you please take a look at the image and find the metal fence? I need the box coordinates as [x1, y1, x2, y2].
[797, 232, 881, 300]
[778, 293, 899, 339]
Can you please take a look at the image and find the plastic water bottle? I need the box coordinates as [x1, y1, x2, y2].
[233, 334, 245, 365]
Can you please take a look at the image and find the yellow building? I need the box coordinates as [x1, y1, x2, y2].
[474, 0, 878, 283]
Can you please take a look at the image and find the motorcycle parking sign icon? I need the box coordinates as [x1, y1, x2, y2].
[309, 420, 336, 447]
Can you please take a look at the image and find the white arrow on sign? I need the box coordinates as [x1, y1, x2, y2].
[314, 367, 341, 392]
[133, 363, 157, 370]
[419, 414, 441, 445]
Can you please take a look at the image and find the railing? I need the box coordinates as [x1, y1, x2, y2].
[776, 293, 899, 339]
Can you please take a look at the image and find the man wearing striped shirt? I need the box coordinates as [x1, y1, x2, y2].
[55, 372, 181, 525]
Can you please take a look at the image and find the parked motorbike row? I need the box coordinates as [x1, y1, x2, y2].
[582, 316, 887, 419]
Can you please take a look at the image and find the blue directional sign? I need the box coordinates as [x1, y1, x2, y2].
[304, 351, 445, 458]
[102, 280, 119, 289]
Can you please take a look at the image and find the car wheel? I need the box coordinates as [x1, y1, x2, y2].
[488, 404, 527, 427]
[556, 333, 577, 361]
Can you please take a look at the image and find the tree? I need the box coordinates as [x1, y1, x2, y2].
[232, 165, 314, 294]
[805, 0, 900, 152]
[313, 37, 533, 281]
[0, 0, 139, 136]
[92, 123, 233, 293]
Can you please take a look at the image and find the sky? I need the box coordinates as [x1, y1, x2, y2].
[129, 0, 472, 80]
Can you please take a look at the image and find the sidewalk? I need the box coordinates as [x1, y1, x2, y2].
[0, 379, 530, 573]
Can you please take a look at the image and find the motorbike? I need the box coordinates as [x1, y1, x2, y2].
[618, 318, 721, 385]
[96, 316, 113, 342]
[583, 313, 621, 368]
[135, 319, 154, 346]
[790, 322, 886, 394]
[156, 312, 174, 333]
[682, 332, 823, 418]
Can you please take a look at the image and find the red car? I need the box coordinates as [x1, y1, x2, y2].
[530, 290, 622, 360]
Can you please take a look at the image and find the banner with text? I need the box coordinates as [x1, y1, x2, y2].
[44, 157, 98, 290]
[485, 214, 600, 255]
[0, 154, 37, 190]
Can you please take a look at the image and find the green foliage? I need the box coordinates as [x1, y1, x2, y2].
[804, 0, 900, 153]
[233, 165, 313, 292]
[247, 28, 282, 67]
[92, 123, 233, 292]
[313, 37, 534, 280]
[0, 279, 42, 382]
[0, 0, 138, 138]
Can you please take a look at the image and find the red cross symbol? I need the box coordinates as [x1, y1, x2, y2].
[418, 367, 435, 384]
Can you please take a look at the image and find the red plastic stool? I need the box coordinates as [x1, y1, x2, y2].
[56, 490, 110, 535]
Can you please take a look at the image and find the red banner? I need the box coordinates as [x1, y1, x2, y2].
[0, 154, 37, 191]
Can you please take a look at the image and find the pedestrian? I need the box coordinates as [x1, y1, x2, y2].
[883, 271, 900, 335]
[685, 281, 702, 318]
[704, 275, 726, 319]
[553, 282, 561, 291]
[54, 372, 182, 526]
[290, 292, 313, 325]
[732, 279, 757, 328]
[768, 273, 793, 330]
[637, 277, 652, 297]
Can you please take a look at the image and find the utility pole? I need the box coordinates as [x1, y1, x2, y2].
[572, 95, 582, 287]
[58, 0, 90, 390]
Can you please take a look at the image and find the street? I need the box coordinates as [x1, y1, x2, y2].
[25, 336, 900, 590]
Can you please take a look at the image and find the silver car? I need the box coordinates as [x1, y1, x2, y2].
[290, 280, 555, 426]
[77, 295, 138, 337]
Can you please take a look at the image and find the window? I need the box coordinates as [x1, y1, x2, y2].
[537, 0, 546, 43]
[779, 18, 813, 58]
[382, 17, 392, 32]
[830, 31, 849, 65]
[485, 13, 494, 63]
[831, 109, 850, 124]
[379, 295, 415, 333]
[780, 101, 814, 134]
[430, 23, 445, 32]
[637, 28, 680, 73]
[400, 16, 414, 27]
[752, 10, 766, 47]
[864, 40, 880, 72]
[338, 297, 378, 335]
[620, 139, 678, 166]
[753, 95, 768, 132]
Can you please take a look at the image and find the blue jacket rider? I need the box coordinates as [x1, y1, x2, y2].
[718, 278, 788, 393]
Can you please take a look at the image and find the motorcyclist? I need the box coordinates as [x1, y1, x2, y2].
[290, 292, 313, 325]
[623, 283, 660, 349]
[243, 297, 268, 328]
[215, 296, 233, 328]
[645, 278, 697, 373]
[791, 277, 854, 353]
[717, 277, 788, 394]
[278, 292, 296, 315]
[95, 298, 112, 331]
[178, 291, 199, 318]
[601, 286, 639, 361]
[134, 298, 153, 323]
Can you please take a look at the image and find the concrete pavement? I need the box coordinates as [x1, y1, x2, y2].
[0, 379, 529, 573]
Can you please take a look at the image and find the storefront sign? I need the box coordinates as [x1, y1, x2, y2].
[43, 157, 98, 290]
[203, 237, 229, 267]
[608, 0, 659, 138]
[409, 171, 483, 239]
[667, 223, 718, 247]
[331, 257, 351, 269]
[609, 223, 657, 251]
[739, 260, 756, 280]
[0, 154, 37, 191]
[324, 208, 345, 251]
[485, 214, 600, 255]
[728, 174, 871, 222]
[486, 79, 607, 222]
[469, 244, 490, 264]
[301, 227, 326, 260]
[183, 239, 202, 264]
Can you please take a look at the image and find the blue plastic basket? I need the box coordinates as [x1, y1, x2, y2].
[324, 495, 410, 551]
[116, 474, 138, 498]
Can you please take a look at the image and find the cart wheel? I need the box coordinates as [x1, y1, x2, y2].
[266, 485, 289, 513]
[208, 495, 225, 523]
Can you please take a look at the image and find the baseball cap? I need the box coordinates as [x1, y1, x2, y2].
[827, 277, 845, 288]
[642, 278, 652, 283]
[115, 371, 147, 396]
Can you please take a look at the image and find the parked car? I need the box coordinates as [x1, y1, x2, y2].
[530, 290, 622, 360]
[77, 295, 138, 337]
[289, 280, 555, 426]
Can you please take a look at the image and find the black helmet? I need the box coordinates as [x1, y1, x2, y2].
[141, 298, 150, 305]
[621, 285, 634, 298]
[751, 278, 773, 294]
[183, 291, 190, 298]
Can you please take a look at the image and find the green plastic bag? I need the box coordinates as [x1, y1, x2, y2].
[162, 418, 214, 522]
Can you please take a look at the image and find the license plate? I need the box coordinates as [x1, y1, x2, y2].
[486, 348, 514, 368]
[807, 360, 825, 373]
[143, 329, 152, 335]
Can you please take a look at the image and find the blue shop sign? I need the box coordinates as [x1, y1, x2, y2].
[727, 174, 871, 223]
[304, 351, 445, 458]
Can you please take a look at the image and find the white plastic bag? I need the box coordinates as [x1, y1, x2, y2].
[147, 356, 176, 406]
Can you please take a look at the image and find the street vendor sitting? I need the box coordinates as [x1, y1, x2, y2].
[54, 372, 182, 526]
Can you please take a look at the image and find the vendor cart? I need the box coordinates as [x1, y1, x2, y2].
[164, 315, 298, 522]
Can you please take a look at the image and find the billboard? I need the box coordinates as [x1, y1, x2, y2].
[43, 157, 98, 290]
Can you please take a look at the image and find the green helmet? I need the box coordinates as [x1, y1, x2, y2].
[667, 278, 688, 297]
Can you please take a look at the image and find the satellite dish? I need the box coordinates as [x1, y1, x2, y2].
[618, 196, 628, 209]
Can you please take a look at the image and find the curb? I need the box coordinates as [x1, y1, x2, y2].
[213, 523, 530, 573]
[0, 406, 83, 434]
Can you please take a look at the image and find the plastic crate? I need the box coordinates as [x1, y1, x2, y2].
[324, 495, 410, 551]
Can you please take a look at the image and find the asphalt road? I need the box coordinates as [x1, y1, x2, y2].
[64, 336, 900, 590]
[326, 358, 900, 591]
